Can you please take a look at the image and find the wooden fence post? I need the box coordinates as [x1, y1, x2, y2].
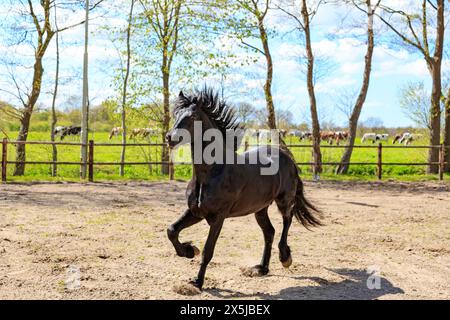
[168, 146, 174, 181]
[1, 138, 7, 183]
[88, 140, 94, 182]
[439, 144, 444, 181]
[377, 143, 382, 180]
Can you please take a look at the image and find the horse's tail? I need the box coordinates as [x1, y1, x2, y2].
[292, 176, 323, 229]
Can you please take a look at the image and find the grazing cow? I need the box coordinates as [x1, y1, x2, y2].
[130, 128, 143, 139]
[287, 130, 311, 141]
[109, 127, 123, 139]
[376, 133, 389, 142]
[60, 126, 82, 140]
[288, 129, 301, 137]
[393, 134, 402, 144]
[320, 131, 335, 144]
[336, 131, 349, 140]
[393, 132, 412, 145]
[130, 128, 160, 139]
[142, 128, 160, 138]
[401, 134, 414, 145]
[362, 132, 389, 144]
[301, 131, 312, 141]
[333, 131, 349, 145]
[54, 126, 67, 140]
[397, 132, 422, 145]
[361, 133, 377, 143]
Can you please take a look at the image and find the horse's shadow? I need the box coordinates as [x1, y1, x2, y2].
[204, 268, 404, 300]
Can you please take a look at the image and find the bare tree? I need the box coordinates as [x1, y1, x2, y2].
[119, 0, 135, 177]
[377, 0, 445, 173]
[50, 3, 60, 177]
[277, 0, 324, 176]
[444, 87, 450, 171]
[235, 0, 277, 130]
[276, 108, 295, 129]
[335, 88, 359, 120]
[399, 81, 438, 130]
[336, 0, 380, 174]
[139, 0, 183, 175]
[236, 102, 257, 126]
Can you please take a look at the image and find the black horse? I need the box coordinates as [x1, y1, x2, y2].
[166, 88, 321, 293]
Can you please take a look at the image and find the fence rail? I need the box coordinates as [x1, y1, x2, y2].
[1, 138, 448, 182]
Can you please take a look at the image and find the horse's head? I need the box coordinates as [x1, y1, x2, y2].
[166, 91, 202, 148]
[166, 88, 241, 149]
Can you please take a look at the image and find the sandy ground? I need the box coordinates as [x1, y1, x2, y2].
[0, 179, 449, 300]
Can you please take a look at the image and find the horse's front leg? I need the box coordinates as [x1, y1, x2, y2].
[190, 217, 224, 290]
[167, 209, 202, 258]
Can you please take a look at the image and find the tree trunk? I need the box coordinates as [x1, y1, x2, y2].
[14, 112, 31, 176]
[257, 16, 276, 130]
[14, 57, 44, 176]
[444, 88, 450, 172]
[120, 0, 134, 177]
[50, 29, 60, 177]
[161, 68, 170, 175]
[427, 61, 442, 174]
[337, 0, 375, 174]
[426, 0, 444, 174]
[301, 0, 322, 176]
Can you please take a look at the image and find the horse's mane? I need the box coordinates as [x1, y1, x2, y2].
[174, 87, 241, 136]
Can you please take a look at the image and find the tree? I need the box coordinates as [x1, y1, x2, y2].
[119, 0, 135, 177]
[50, 4, 60, 177]
[137, 0, 184, 175]
[236, 102, 257, 126]
[399, 81, 438, 130]
[335, 88, 359, 120]
[444, 87, 450, 171]
[377, 0, 445, 173]
[0, 0, 103, 176]
[277, 0, 324, 176]
[276, 108, 295, 129]
[336, 0, 380, 174]
[235, 0, 277, 130]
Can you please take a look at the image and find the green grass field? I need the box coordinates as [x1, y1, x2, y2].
[1, 131, 449, 182]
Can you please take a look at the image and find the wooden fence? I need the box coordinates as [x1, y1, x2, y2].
[1, 138, 448, 182]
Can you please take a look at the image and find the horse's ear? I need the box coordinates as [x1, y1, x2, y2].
[179, 90, 185, 98]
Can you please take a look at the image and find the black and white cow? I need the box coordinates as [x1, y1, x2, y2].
[53, 126, 67, 139]
[60, 126, 82, 140]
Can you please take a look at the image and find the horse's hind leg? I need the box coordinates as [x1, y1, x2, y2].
[242, 207, 274, 277]
[276, 197, 294, 268]
[167, 209, 202, 259]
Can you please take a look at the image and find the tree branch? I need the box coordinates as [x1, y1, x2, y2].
[240, 39, 265, 55]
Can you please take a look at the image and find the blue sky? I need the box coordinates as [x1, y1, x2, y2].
[0, 0, 448, 128]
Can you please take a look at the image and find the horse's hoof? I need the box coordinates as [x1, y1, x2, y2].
[193, 245, 200, 256]
[240, 265, 269, 277]
[281, 255, 292, 268]
[181, 242, 199, 259]
[173, 283, 202, 296]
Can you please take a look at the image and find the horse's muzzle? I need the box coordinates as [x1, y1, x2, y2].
[166, 132, 177, 148]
